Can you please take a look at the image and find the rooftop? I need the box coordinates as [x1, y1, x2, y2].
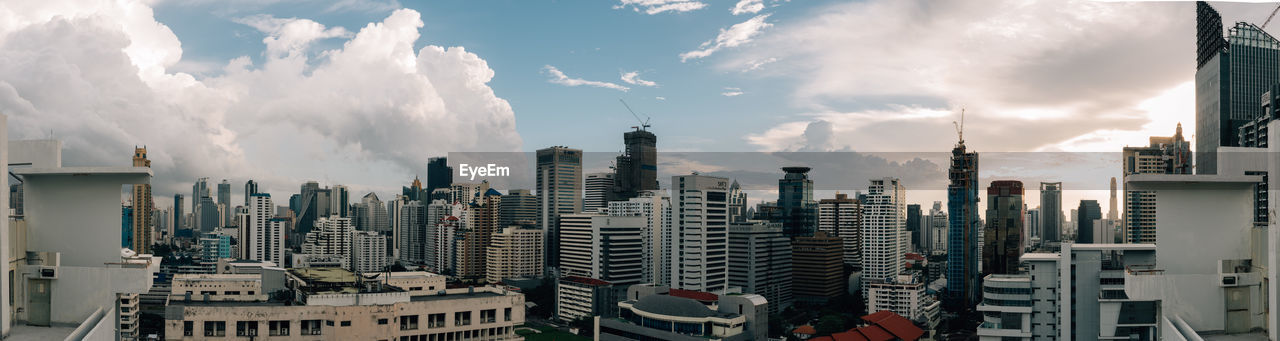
[12, 166, 152, 177]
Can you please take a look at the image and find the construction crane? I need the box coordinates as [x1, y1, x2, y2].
[619, 99, 651, 131]
[952, 108, 965, 143]
[1266, 4, 1280, 29]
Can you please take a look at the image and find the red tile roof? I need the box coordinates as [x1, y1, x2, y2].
[809, 337, 834, 341]
[905, 253, 925, 261]
[861, 310, 924, 341]
[831, 330, 870, 341]
[668, 288, 718, 302]
[793, 325, 817, 335]
[855, 325, 895, 341]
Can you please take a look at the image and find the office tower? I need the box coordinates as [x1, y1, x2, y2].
[426, 156, 452, 195]
[792, 231, 845, 303]
[398, 200, 427, 264]
[1039, 182, 1063, 244]
[862, 177, 906, 298]
[982, 180, 1024, 276]
[458, 189, 500, 280]
[1122, 124, 1193, 243]
[121, 205, 133, 248]
[947, 135, 980, 310]
[192, 177, 210, 232]
[906, 204, 922, 252]
[929, 201, 947, 255]
[499, 189, 538, 227]
[302, 216, 354, 258]
[1108, 178, 1118, 221]
[242, 194, 284, 265]
[331, 185, 350, 217]
[776, 166, 817, 237]
[584, 172, 613, 212]
[671, 174, 731, 293]
[352, 231, 387, 273]
[535, 146, 582, 272]
[429, 213, 465, 274]
[217, 179, 231, 229]
[1026, 208, 1041, 248]
[1195, 1, 1280, 174]
[608, 190, 671, 285]
[727, 221, 793, 313]
[1075, 200, 1102, 244]
[173, 194, 184, 232]
[403, 176, 425, 202]
[294, 181, 324, 241]
[355, 192, 389, 232]
[817, 193, 862, 268]
[243, 180, 258, 206]
[558, 214, 645, 285]
[486, 227, 544, 283]
[609, 128, 658, 201]
[727, 180, 749, 223]
[198, 196, 220, 233]
[128, 147, 154, 254]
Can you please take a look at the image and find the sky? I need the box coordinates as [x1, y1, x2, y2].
[0, 0, 1275, 216]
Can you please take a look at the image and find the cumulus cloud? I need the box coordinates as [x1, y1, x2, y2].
[731, 0, 764, 15]
[620, 71, 657, 87]
[615, 0, 707, 15]
[544, 65, 630, 91]
[0, 1, 522, 203]
[721, 87, 743, 97]
[680, 14, 772, 62]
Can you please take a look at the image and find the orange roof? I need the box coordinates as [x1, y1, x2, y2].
[905, 253, 925, 261]
[809, 337, 834, 341]
[861, 310, 924, 341]
[668, 288, 718, 302]
[831, 330, 870, 341]
[792, 325, 817, 335]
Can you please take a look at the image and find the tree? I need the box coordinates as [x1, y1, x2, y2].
[814, 315, 847, 336]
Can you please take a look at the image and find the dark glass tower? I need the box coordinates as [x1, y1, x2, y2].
[1195, 1, 1280, 174]
[777, 166, 817, 237]
[982, 180, 1023, 276]
[906, 204, 921, 250]
[426, 157, 452, 197]
[946, 138, 979, 310]
[1075, 200, 1102, 244]
[610, 129, 658, 201]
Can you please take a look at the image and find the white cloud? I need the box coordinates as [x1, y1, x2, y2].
[544, 65, 630, 91]
[655, 96, 666, 100]
[680, 14, 772, 62]
[0, 1, 522, 203]
[614, 0, 707, 15]
[234, 14, 351, 57]
[721, 87, 743, 97]
[620, 71, 657, 87]
[731, 0, 764, 15]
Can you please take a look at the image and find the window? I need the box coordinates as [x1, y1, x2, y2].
[427, 313, 445, 328]
[236, 321, 258, 337]
[224, 291, 241, 295]
[301, 320, 322, 335]
[399, 315, 419, 330]
[378, 318, 389, 325]
[340, 321, 351, 327]
[504, 308, 512, 321]
[455, 311, 472, 326]
[248, 291, 255, 295]
[326, 320, 334, 326]
[480, 309, 496, 324]
[183, 321, 193, 336]
[203, 321, 225, 337]
[269, 320, 290, 336]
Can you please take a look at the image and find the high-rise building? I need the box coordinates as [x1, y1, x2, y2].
[398, 201, 427, 264]
[121, 205, 133, 249]
[776, 167, 817, 237]
[1039, 182, 1063, 244]
[352, 231, 387, 273]
[426, 156, 452, 195]
[609, 128, 658, 201]
[947, 135, 980, 310]
[241, 194, 285, 265]
[243, 180, 258, 206]
[1026, 208, 1040, 248]
[982, 180, 1024, 276]
[301, 216, 354, 269]
[499, 189, 538, 227]
[198, 196, 220, 233]
[558, 214, 645, 285]
[608, 190, 670, 285]
[1108, 178, 1118, 221]
[1122, 124, 1192, 243]
[862, 177, 906, 297]
[792, 231, 845, 303]
[1195, 1, 1280, 174]
[217, 179, 231, 229]
[429, 214, 465, 274]
[929, 201, 947, 255]
[728, 220, 793, 314]
[727, 180, 749, 223]
[866, 272, 941, 329]
[1075, 200, 1102, 244]
[671, 174, 731, 293]
[130, 147, 153, 253]
[906, 204, 922, 252]
[457, 189, 500, 280]
[536, 146, 582, 272]
[584, 172, 613, 212]
[173, 194, 184, 232]
[331, 185, 350, 217]
[355, 192, 389, 232]
[486, 227, 544, 283]
[818, 193, 861, 269]
[192, 177, 210, 232]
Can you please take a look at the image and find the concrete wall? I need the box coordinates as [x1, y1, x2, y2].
[8, 139, 60, 168]
[22, 170, 149, 267]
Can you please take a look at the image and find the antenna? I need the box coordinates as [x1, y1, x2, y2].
[619, 99, 651, 130]
[1264, 4, 1280, 29]
[952, 108, 965, 143]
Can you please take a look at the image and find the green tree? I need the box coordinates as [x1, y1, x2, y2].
[814, 315, 846, 336]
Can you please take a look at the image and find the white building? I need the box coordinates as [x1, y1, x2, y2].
[607, 190, 670, 285]
[817, 193, 861, 268]
[670, 174, 731, 294]
[584, 172, 613, 213]
[558, 214, 645, 285]
[975, 274, 1032, 340]
[300, 216, 353, 268]
[861, 178, 906, 294]
[928, 201, 947, 256]
[241, 194, 286, 266]
[352, 231, 386, 274]
[485, 227, 543, 283]
[866, 273, 940, 331]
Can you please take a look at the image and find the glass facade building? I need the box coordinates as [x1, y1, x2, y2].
[946, 140, 980, 310]
[1195, 1, 1280, 174]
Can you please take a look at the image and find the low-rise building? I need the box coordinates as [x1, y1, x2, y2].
[170, 274, 268, 302]
[597, 284, 767, 341]
[865, 272, 940, 333]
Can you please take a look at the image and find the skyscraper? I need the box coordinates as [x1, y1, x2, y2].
[243, 180, 258, 206]
[192, 177, 210, 232]
[609, 128, 658, 201]
[929, 201, 947, 255]
[791, 231, 845, 303]
[982, 180, 1024, 276]
[331, 184, 350, 217]
[242, 193, 284, 265]
[727, 180, 749, 223]
[536, 146, 582, 272]
[130, 147, 153, 253]
[352, 231, 387, 274]
[1122, 124, 1192, 243]
[671, 174, 731, 293]
[558, 213, 645, 285]
[486, 227, 544, 283]
[458, 189, 501, 280]
[906, 204, 922, 252]
[775, 167, 817, 237]
[946, 135, 980, 310]
[499, 189, 538, 227]
[728, 220, 793, 313]
[817, 193, 861, 269]
[1107, 177, 1118, 221]
[584, 172, 613, 212]
[1075, 200, 1102, 244]
[173, 194, 184, 232]
[426, 157, 452, 196]
[217, 179, 231, 228]
[1039, 182, 1063, 244]
[862, 177, 906, 298]
[608, 190, 671, 286]
[1195, 1, 1280, 174]
[399, 201, 427, 264]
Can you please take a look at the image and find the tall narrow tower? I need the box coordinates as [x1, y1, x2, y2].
[1108, 177, 1118, 221]
[130, 147, 153, 253]
[946, 117, 980, 310]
